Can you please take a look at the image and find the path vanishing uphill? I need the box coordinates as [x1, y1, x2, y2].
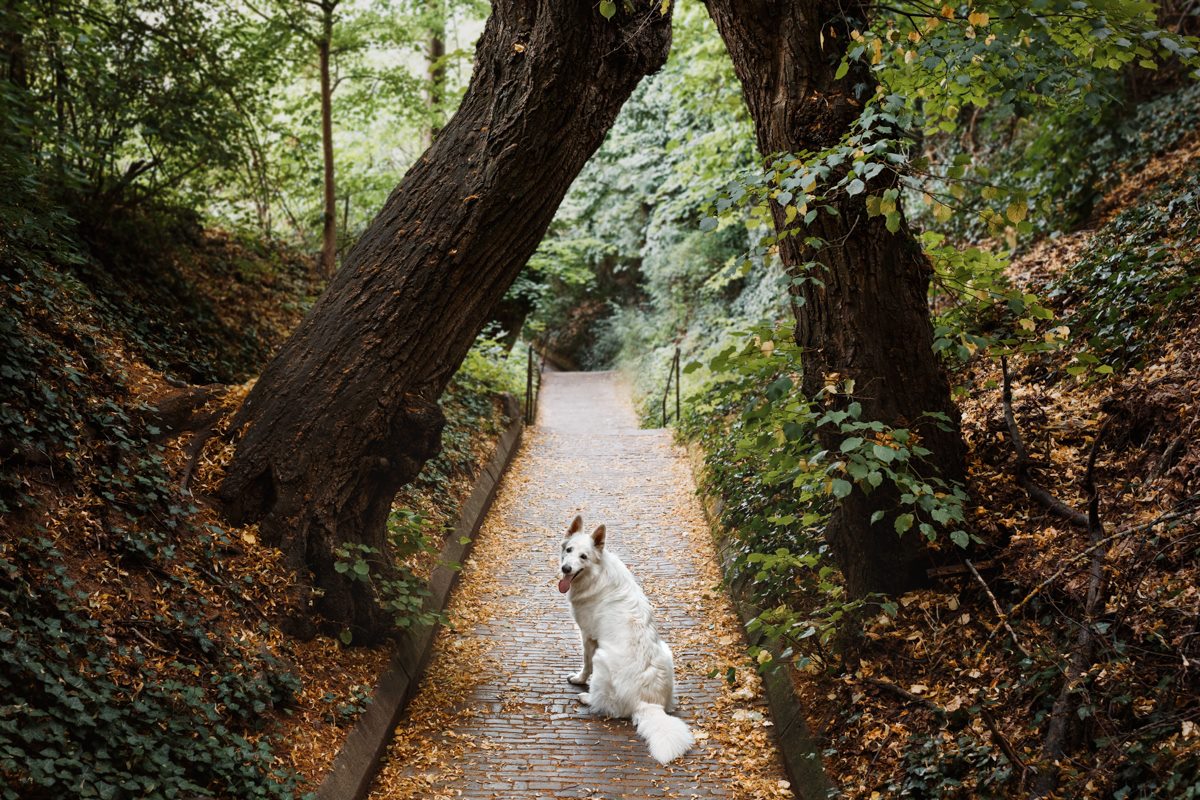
[368, 371, 794, 800]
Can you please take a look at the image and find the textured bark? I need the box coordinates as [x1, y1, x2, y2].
[219, 1, 671, 640]
[705, 0, 966, 596]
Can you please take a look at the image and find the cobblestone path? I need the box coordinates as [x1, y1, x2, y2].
[369, 371, 792, 800]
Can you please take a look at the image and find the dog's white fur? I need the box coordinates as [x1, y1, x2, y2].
[557, 515, 693, 764]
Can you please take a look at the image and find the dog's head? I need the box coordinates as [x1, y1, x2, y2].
[558, 515, 605, 594]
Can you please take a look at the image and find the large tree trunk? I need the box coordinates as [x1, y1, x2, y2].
[219, 1, 671, 641]
[317, 7, 337, 280]
[705, 0, 966, 596]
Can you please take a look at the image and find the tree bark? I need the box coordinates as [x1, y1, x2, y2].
[219, 1, 671, 641]
[704, 0, 966, 596]
[317, 6, 337, 280]
[423, 2, 446, 149]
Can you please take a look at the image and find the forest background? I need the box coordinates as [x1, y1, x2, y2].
[3, 0, 1200, 797]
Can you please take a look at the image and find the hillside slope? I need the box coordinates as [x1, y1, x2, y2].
[0, 210, 514, 798]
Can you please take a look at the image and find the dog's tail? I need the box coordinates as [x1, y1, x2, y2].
[633, 701, 694, 764]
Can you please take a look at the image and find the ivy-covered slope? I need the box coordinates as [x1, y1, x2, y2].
[0, 210, 517, 798]
[682, 81, 1200, 799]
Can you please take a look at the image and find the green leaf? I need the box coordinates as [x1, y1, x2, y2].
[872, 444, 896, 463]
[846, 178, 866, 196]
[950, 530, 970, 548]
[599, 0, 616, 19]
[835, 60, 849, 80]
[894, 513, 914, 534]
[831, 479, 853, 498]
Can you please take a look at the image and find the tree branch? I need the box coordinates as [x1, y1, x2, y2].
[1001, 356, 1089, 528]
[967, 558, 1031, 660]
[1030, 412, 1116, 798]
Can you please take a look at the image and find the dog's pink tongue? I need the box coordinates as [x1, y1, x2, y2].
[558, 575, 572, 594]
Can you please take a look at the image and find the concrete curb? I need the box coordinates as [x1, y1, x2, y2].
[316, 398, 525, 800]
[685, 444, 837, 800]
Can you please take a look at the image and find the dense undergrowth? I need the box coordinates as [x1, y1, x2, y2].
[0, 206, 522, 797]
[689, 92, 1200, 799]
[527, 5, 1200, 792]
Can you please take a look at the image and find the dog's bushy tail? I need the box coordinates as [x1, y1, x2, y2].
[633, 701, 693, 764]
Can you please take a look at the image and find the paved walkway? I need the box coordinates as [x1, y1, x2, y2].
[369, 371, 792, 800]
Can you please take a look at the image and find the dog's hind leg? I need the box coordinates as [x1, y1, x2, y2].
[568, 635, 596, 685]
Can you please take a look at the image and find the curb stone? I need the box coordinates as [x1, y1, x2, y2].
[686, 443, 838, 800]
[316, 396, 524, 800]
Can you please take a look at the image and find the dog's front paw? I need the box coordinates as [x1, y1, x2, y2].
[567, 672, 589, 686]
[577, 692, 591, 706]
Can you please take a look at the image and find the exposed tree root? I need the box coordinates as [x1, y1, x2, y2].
[1031, 412, 1116, 798]
[1001, 356, 1089, 529]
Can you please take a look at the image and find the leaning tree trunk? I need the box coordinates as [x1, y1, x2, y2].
[704, 0, 965, 596]
[219, 1, 672, 641]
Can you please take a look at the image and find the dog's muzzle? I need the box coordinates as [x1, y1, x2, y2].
[558, 565, 576, 594]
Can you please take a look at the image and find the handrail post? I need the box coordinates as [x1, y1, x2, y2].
[674, 347, 681, 424]
[662, 380, 668, 428]
[662, 362, 670, 428]
[525, 344, 534, 425]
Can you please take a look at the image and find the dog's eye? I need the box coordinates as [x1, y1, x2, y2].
[565, 547, 572, 553]
[580, 554, 588, 560]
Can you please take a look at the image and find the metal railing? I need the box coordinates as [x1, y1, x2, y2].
[524, 344, 543, 425]
[661, 345, 681, 428]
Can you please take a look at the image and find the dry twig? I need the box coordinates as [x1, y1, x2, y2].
[1001, 356, 1089, 529]
[966, 558, 1031, 660]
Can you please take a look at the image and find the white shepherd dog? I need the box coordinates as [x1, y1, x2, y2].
[557, 515, 694, 764]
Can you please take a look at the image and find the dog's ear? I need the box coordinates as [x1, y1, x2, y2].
[567, 515, 582, 536]
[591, 525, 606, 549]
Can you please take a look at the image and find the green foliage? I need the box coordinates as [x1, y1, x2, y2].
[521, 1, 756, 366]
[885, 729, 1015, 797]
[917, 77, 1200, 243]
[1050, 166, 1200, 370]
[696, 0, 1199, 326]
[924, 231, 1068, 370]
[454, 328, 527, 399]
[334, 506, 446, 642]
[0, 213, 327, 796]
[0, 535, 307, 800]
[0, 358, 307, 797]
[2, 0, 289, 207]
[682, 324, 972, 658]
[0, 265, 93, 511]
[325, 684, 374, 725]
[853, 0, 1196, 135]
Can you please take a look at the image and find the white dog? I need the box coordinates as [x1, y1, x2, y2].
[557, 515, 694, 764]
